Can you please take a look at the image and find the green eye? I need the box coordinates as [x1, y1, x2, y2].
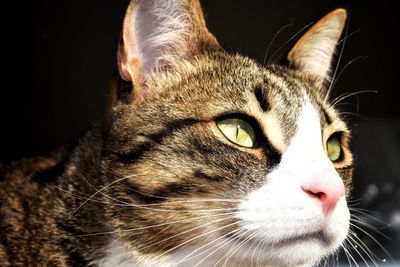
[326, 136, 341, 162]
[217, 118, 256, 148]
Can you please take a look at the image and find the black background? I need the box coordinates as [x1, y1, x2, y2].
[1, 0, 399, 265]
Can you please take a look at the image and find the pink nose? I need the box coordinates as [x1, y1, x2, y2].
[302, 181, 345, 216]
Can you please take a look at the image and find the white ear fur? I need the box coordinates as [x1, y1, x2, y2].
[117, 0, 219, 102]
[288, 9, 347, 86]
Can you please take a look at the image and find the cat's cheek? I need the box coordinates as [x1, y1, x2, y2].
[325, 197, 351, 249]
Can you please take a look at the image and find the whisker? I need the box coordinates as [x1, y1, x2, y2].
[341, 242, 352, 267]
[350, 208, 390, 226]
[76, 174, 242, 213]
[334, 248, 340, 267]
[339, 112, 369, 120]
[263, 18, 294, 66]
[177, 228, 243, 265]
[267, 22, 315, 65]
[350, 223, 396, 263]
[348, 229, 380, 265]
[218, 229, 250, 267]
[55, 186, 105, 203]
[333, 102, 359, 109]
[337, 29, 361, 46]
[324, 14, 350, 103]
[151, 220, 242, 262]
[253, 231, 268, 266]
[77, 174, 241, 213]
[350, 218, 390, 239]
[330, 90, 378, 108]
[192, 229, 245, 267]
[341, 242, 359, 267]
[74, 211, 236, 237]
[223, 229, 260, 266]
[327, 55, 368, 99]
[122, 183, 241, 203]
[57, 186, 240, 212]
[346, 232, 375, 267]
[209, 228, 248, 267]
[140, 215, 237, 252]
[71, 174, 136, 215]
[242, 229, 264, 267]
[347, 198, 363, 205]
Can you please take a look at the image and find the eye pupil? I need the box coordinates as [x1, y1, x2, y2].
[217, 118, 256, 148]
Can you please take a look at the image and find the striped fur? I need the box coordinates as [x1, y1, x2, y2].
[1, 1, 352, 266]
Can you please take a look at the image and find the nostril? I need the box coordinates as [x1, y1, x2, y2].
[304, 188, 326, 200]
[302, 184, 344, 216]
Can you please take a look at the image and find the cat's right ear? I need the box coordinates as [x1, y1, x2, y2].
[287, 9, 347, 88]
[117, 0, 220, 104]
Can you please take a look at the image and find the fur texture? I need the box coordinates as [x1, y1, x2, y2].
[1, 1, 353, 266]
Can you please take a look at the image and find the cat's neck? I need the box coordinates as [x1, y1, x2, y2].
[52, 124, 118, 263]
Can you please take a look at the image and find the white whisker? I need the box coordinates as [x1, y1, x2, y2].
[328, 55, 368, 97]
[192, 228, 244, 267]
[74, 211, 235, 237]
[348, 229, 380, 265]
[263, 18, 294, 66]
[342, 242, 359, 267]
[150, 219, 241, 262]
[330, 90, 378, 108]
[69, 174, 136, 217]
[346, 233, 375, 267]
[267, 22, 314, 65]
[324, 14, 350, 103]
[350, 223, 396, 263]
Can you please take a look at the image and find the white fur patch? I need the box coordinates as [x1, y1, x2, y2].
[96, 97, 349, 267]
[91, 239, 139, 267]
[236, 96, 349, 266]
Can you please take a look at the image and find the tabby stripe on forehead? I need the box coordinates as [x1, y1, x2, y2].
[321, 107, 332, 125]
[118, 118, 201, 163]
[267, 69, 291, 90]
[254, 86, 269, 112]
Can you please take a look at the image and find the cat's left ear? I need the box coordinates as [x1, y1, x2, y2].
[287, 9, 347, 87]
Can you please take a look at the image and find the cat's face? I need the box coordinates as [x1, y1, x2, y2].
[101, 1, 353, 266]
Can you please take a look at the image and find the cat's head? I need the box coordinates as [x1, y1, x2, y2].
[102, 0, 353, 266]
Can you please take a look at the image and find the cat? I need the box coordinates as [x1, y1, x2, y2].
[0, 0, 354, 266]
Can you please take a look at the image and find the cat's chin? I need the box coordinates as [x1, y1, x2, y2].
[230, 231, 334, 267]
[223, 224, 348, 267]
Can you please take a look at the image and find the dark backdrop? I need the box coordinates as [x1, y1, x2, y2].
[2, 0, 399, 265]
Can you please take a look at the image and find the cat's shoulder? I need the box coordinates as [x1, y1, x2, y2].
[0, 147, 67, 187]
[0, 147, 71, 266]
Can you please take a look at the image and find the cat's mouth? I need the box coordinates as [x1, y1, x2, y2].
[271, 231, 330, 247]
[228, 230, 330, 249]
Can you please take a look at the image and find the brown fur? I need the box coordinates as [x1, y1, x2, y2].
[1, 1, 353, 266]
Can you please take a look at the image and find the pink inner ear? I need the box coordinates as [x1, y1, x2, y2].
[117, 0, 220, 103]
[118, 0, 191, 84]
[287, 9, 347, 83]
